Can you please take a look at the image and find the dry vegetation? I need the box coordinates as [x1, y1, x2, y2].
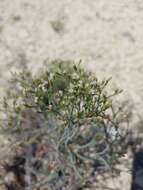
[0, 61, 131, 190]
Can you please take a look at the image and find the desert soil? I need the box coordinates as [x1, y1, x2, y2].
[1, 0, 143, 189]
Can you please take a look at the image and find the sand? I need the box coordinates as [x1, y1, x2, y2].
[1, 0, 143, 189]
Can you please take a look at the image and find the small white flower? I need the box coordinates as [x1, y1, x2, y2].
[58, 90, 63, 96]
[90, 89, 95, 94]
[48, 104, 52, 109]
[85, 83, 89, 87]
[39, 84, 47, 92]
[69, 88, 74, 93]
[34, 97, 38, 103]
[72, 73, 79, 79]
[78, 80, 83, 86]
[34, 87, 38, 92]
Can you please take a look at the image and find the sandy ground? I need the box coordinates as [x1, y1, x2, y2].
[1, 0, 143, 189]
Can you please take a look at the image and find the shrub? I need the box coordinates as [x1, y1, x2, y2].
[1, 61, 129, 190]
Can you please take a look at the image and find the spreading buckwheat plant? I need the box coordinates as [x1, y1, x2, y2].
[0, 61, 129, 190]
